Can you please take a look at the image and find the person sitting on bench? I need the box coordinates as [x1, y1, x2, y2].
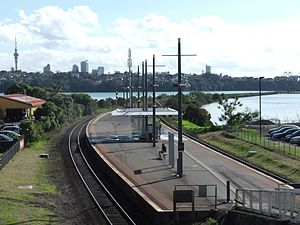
[158, 143, 167, 159]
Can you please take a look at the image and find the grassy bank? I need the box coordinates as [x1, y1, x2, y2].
[0, 136, 59, 224]
[166, 115, 300, 182]
[200, 131, 300, 182]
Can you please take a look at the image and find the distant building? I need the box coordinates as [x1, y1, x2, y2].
[92, 66, 104, 76]
[72, 64, 79, 73]
[0, 94, 46, 122]
[43, 64, 51, 73]
[71, 64, 79, 77]
[205, 64, 211, 74]
[80, 60, 89, 73]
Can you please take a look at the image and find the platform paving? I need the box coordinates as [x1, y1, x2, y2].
[86, 113, 281, 212]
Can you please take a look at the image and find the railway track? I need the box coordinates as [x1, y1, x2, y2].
[68, 117, 136, 225]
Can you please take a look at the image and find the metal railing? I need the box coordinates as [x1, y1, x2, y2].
[235, 188, 300, 223]
[0, 139, 23, 170]
[174, 184, 218, 210]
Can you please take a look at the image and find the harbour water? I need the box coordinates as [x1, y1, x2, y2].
[61, 91, 300, 124]
[62, 90, 259, 100]
[2, 91, 299, 124]
[203, 94, 300, 125]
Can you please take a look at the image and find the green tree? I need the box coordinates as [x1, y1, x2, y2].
[183, 104, 212, 126]
[218, 97, 258, 128]
[20, 120, 41, 145]
[71, 93, 97, 115]
[4, 82, 31, 95]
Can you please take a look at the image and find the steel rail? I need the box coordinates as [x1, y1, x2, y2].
[68, 117, 136, 225]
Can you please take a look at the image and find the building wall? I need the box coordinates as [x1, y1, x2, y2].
[80, 60, 89, 73]
[0, 98, 40, 120]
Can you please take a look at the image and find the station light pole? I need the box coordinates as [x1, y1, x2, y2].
[163, 38, 196, 177]
[148, 55, 164, 147]
[259, 76, 264, 139]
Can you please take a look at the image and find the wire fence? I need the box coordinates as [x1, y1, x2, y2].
[0, 139, 23, 170]
[232, 128, 300, 159]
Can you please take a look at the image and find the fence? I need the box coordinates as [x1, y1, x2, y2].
[233, 129, 300, 159]
[235, 188, 300, 223]
[0, 138, 23, 170]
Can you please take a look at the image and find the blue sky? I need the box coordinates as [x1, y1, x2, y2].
[1, 0, 300, 76]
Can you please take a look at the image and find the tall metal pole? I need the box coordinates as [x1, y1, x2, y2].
[152, 55, 156, 147]
[145, 60, 148, 111]
[145, 60, 148, 135]
[162, 38, 196, 177]
[128, 48, 133, 108]
[148, 56, 164, 147]
[259, 77, 264, 139]
[122, 78, 125, 108]
[142, 62, 145, 110]
[137, 65, 140, 108]
[177, 38, 183, 177]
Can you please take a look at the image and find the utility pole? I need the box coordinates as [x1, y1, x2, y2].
[148, 55, 164, 147]
[142, 62, 145, 110]
[259, 77, 264, 139]
[137, 65, 141, 108]
[145, 60, 148, 137]
[163, 38, 196, 177]
[128, 48, 133, 108]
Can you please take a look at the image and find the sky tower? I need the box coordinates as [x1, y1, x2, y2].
[13, 36, 19, 71]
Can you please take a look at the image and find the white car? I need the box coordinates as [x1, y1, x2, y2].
[1, 125, 20, 133]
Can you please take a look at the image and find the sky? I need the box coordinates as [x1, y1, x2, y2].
[1, 0, 300, 77]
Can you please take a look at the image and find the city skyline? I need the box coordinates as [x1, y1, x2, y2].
[1, 1, 300, 77]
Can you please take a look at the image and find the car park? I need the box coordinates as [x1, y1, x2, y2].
[272, 128, 300, 140]
[1, 125, 20, 133]
[0, 133, 14, 152]
[270, 126, 298, 138]
[290, 136, 300, 144]
[268, 124, 298, 134]
[0, 130, 21, 140]
[283, 130, 300, 142]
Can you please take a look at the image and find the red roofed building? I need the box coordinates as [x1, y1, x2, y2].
[0, 94, 46, 122]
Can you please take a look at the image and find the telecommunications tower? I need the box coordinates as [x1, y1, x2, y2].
[14, 36, 19, 71]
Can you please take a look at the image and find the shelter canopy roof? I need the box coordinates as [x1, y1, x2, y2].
[111, 107, 178, 116]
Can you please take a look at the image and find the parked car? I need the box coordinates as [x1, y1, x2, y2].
[290, 136, 300, 144]
[269, 126, 298, 137]
[0, 133, 14, 152]
[0, 130, 21, 140]
[283, 130, 300, 142]
[1, 125, 20, 133]
[268, 125, 298, 134]
[272, 128, 300, 140]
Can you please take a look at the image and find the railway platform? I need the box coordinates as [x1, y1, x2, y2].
[86, 113, 237, 223]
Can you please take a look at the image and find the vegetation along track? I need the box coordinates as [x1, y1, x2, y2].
[68, 117, 136, 225]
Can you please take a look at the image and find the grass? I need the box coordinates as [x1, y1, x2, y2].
[232, 128, 300, 159]
[0, 134, 59, 224]
[200, 131, 300, 182]
[166, 117, 222, 133]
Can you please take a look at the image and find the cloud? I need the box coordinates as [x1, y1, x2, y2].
[1, 6, 300, 77]
[19, 6, 99, 40]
